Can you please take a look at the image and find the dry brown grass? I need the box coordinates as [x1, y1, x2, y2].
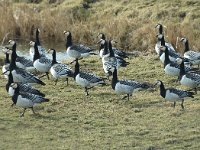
[0, 0, 200, 53]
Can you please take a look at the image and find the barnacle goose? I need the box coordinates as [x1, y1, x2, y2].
[176, 58, 200, 94]
[180, 37, 200, 66]
[156, 34, 182, 63]
[74, 59, 105, 96]
[10, 83, 49, 117]
[2, 49, 10, 79]
[48, 48, 74, 85]
[30, 41, 52, 79]
[64, 31, 96, 60]
[160, 46, 191, 76]
[8, 40, 35, 72]
[155, 24, 175, 54]
[155, 80, 194, 110]
[6, 71, 45, 97]
[102, 40, 117, 79]
[30, 28, 46, 59]
[8, 45, 45, 85]
[97, 33, 129, 58]
[112, 68, 150, 100]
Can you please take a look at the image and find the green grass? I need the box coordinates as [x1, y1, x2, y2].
[0, 54, 200, 149]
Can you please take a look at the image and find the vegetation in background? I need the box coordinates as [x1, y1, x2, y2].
[0, 0, 200, 53]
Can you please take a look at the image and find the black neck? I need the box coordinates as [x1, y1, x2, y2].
[164, 47, 170, 67]
[111, 69, 118, 90]
[66, 33, 72, 49]
[102, 41, 109, 55]
[159, 81, 166, 98]
[51, 49, 58, 65]
[159, 25, 163, 34]
[12, 86, 19, 104]
[74, 59, 79, 79]
[101, 33, 106, 40]
[109, 41, 115, 57]
[184, 40, 190, 52]
[9, 43, 17, 70]
[160, 36, 165, 46]
[179, 60, 186, 77]
[33, 42, 41, 62]
[5, 53, 10, 64]
[6, 72, 14, 92]
[36, 29, 41, 46]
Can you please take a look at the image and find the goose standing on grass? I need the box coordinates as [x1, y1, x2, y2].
[8, 40, 35, 72]
[156, 34, 182, 63]
[30, 41, 52, 79]
[176, 58, 200, 94]
[97, 33, 129, 58]
[10, 83, 49, 117]
[47, 48, 74, 85]
[102, 40, 117, 79]
[64, 31, 96, 61]
[6, 71, 45, 97]
[74, 59, 105, 96]
[155, 24, 175, 54]
[155, 80, 194, 110]
[30, 28, 46, 59]
[180, 37, 200, 67]
[8, 41, 45, 85]
[2, 49, 10, 79]
[111, 68, 150, 100]
[160, 46, 191, 77]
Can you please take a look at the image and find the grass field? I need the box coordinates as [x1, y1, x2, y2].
[0, 54, 200, 149]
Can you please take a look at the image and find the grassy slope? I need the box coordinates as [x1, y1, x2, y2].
[0, 55, 200, 149]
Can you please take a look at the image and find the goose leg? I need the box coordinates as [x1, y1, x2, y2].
[85, 87, 89, 96]
[173, 102, 176, 108]
[66, 78, 69, 86]
[20, 108, 27, 117]
[46, 72, 50, 80]
[122, 94, 129, 100]
[181, 100, 184, 110]
[54, 79, 58, 85]
[31, 107, 36, 114]
[127, 94, 129, 101]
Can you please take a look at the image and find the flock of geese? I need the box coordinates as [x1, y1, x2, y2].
[1, 24, 200, 117]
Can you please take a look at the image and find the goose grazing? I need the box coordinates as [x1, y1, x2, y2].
[64, 31, 96, 60]
[74, 59, 105, 96]
[180, 37, 200, 67]
[155, 80, 194, 110]
[97, 33, 129, 58]
[111, 68, 150, 100]
[30, 28, 46, 59]
[48, 48, 74, 85]
[155, 24, 175, 54]
[30, 41, 52, 79]
[176, 58, 200, 94]
[6, 71, 45, 97]
[160, 46, 191, 76]
[10, 83, 49, 117]
[8, 40, 35, 72]
[2, 49, 10, 79]
[8, 43, 45, 85]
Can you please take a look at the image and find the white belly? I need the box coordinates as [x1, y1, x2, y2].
[33, 60, 51, 73]
[165, 90, 180, 102]
[180, 75, 198, 88]
[16, 95, 34, 108]
[75, 74, 90, 87]
[164, 64, 179, 76]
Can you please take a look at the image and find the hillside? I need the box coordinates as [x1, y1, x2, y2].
[0, 0, 200, 52]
